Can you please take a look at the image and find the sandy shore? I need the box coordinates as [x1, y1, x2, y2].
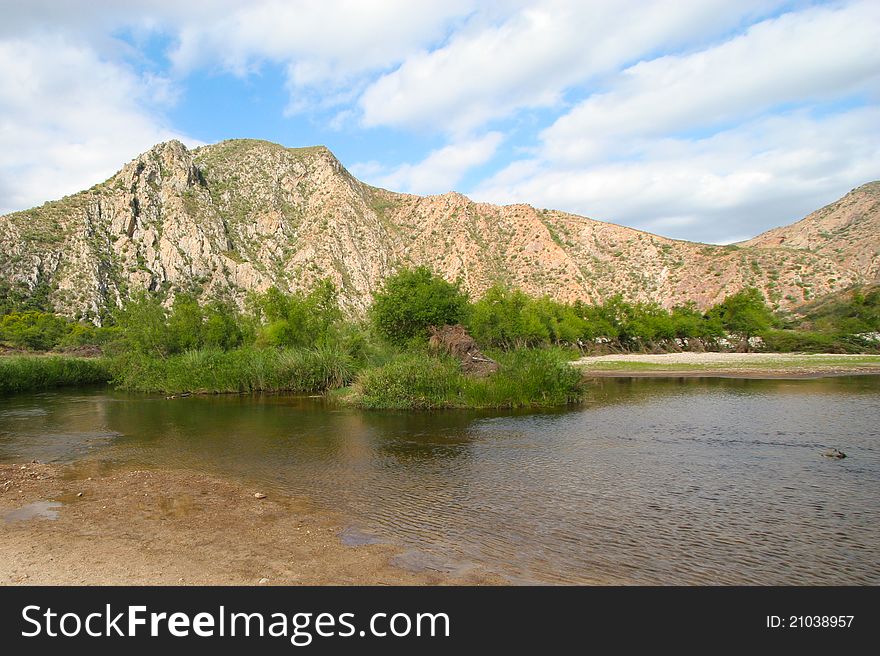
[0, 463, 502, 586]
[573, 352, 880, 378]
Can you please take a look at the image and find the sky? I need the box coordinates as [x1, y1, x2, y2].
[0, 0, 878, 244]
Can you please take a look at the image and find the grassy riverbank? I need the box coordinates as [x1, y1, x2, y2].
[574, 352, 880, 377]
[348, 349, 584, 409]
[0, 355, 112, 394]
[112, 346, 584, 409]
[0, 346, 584, 409]
[110, 346, 355, 394]
[3, 268, 879, 405]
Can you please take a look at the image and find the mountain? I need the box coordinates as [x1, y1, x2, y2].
[741, 181, 880, 279]
[0, 139, 876, 321]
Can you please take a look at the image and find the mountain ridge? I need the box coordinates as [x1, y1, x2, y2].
[0, 138, 876, 321]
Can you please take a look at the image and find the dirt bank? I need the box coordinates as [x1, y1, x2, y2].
[0, 463, 502, 586]
[573, 352, 880, 378]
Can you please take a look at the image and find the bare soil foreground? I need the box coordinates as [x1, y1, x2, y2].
[573, 352, 880, 378]
[0, 463, 502, 586]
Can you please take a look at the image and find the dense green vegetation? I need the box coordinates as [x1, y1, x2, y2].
[0, 356, 112, 394]
[370, 266, 469, 341]
[2, 268, 878, 403]
[110, 346, 354, 394]
[790, 285, 880, 334]
[766, 284, 880, 354]
[352, 349, 582, 409]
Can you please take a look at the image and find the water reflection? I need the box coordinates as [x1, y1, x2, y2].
[1, 376, 878, 584]
[3, 500, 61, 523]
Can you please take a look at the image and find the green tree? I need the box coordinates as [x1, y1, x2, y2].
[202, 301, 244, 350]
[0, 311, 68, 350]
[166, 293, 204, 353]
[370, 267, 469, 341]
[670, 302, 723, 340]
[253, 280, 344, 348]
[573, 300, 619, 342]
[469, 286, 585, 348]
[709, 287, 776, 349]
[532, 296, 588, 345]
[114, 292, 169, 356]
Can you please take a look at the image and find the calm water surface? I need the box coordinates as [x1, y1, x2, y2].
[1, 376, 878, 584]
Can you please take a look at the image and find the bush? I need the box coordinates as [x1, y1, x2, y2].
[252, 280, 342, 348]
[370, 267, 469, 341]
[0, 311, 69, 350]
[793, 284, 880, 335]
[202, 301, 245, 350]
[166, 293, 204, 353]
[112, 291, 169, 356]
[760, 329, 874, 354]
[59, 322, 100, 348]
[352, 353, 464, 409]
[463, 348, 584, 408]
[351, 348, 583, 409]
[0, 280, 53, 315]
[469, 286, 551, 348]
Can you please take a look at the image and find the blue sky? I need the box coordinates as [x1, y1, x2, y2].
[0, 0, 878, 243]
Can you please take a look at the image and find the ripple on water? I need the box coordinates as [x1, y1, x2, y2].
[1, 378, 879, 584]
[0, 407, 49, 418]
[339, 526, 385, 547]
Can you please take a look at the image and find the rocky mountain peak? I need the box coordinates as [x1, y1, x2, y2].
[0, 138, 877, 321]
[116, 139, 202, 194]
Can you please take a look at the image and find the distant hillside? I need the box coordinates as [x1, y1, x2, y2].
[0, 139, 876, 321]
[742, 181, 880, 279]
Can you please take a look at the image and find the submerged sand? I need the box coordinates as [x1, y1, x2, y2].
[0, 463, 502, 586]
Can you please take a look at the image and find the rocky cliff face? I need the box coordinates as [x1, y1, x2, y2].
[0, 139, 875, 320]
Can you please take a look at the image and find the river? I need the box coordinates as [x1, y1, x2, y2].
[1, 376, 878, 584]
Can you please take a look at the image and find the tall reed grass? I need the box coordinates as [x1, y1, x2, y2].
[111, 345, 355, 394]
[0, 356, 111, 394]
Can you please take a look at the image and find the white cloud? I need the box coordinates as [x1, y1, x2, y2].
[0, 0, 877, 246]
[359, 0, 778, 134]
[465, 2, 880, 243]
[168, 0, 474, 112]
[351, 132, 503, 194]
[0, 36, 194, 214]
[541, 1, 880, 163]
[0, 1, 476, 113]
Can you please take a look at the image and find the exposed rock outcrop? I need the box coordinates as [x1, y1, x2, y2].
[0, 139, 876, 321]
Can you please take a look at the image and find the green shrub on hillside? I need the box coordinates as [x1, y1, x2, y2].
[761, 329, 876, 354]
[793, 285, 880, 335]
